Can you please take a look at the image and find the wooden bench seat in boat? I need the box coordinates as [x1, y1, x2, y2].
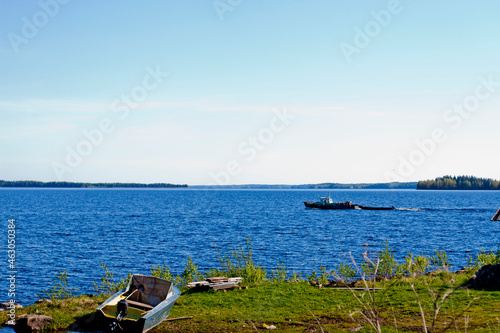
[125, 299, 154, 311]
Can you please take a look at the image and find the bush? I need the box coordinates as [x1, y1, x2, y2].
[319, 265, 329, 285]
[270, 260, 287, 282]
[92, 263, 130, 294]
[289, 271, 303, 283]
[378, 241, 405, 279]
[150, 263, 173, 281]
[466, 249, 500, 271]
[307, 270, 317, 284]
[180, 256, 204, 286]
[332, 262, 356, 283]
[39, 270, 78, 300]
[431, 250, 451, 271]
[204, 268, 227, 279]
[215, 237, 267, 284]
[404, 252, 431, 275]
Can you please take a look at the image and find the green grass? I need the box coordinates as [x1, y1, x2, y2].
[0, 294, 108, 331]
[4, 241, 500, 332]
[3, 273, 500, 332]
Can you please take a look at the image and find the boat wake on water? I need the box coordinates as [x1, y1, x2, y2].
[396, 208, 492, 212]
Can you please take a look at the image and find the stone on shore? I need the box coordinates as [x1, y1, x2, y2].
[467, 264, 500, 290]
[14, 314, 53, 332]
[0, 301, 23, 309]
[34, 299, 52, 305]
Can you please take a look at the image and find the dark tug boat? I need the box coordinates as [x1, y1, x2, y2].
[304, 196, 395, 210]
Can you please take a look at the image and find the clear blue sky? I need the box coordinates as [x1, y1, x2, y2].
[1, 1, 499, 185]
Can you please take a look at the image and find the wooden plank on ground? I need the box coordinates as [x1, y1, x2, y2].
[187, 281, 210, 288]
[188, 277, 243, 289]
[207, 277, 228, 283]
[211, 282, 238, 290]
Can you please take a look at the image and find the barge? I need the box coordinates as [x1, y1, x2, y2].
[304, 196, 395, 210]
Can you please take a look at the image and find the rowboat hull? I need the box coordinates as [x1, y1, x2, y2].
[96, 275, 181, 332]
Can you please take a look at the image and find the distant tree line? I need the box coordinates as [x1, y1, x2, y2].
[308, 182, 417, 190]
[0, 180, 188, 188]
[190, 182, 417, 190]
[417, 176, 500, 190]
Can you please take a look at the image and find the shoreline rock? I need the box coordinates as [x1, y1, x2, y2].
[467, 264, 500, 290]
[12, 314, 53, 332]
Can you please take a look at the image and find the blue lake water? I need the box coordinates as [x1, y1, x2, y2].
[1, 188, 499, 306]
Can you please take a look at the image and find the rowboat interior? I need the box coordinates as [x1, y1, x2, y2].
[100, 275, 173, 322]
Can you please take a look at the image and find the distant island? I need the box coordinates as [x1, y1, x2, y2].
[0, 180, 188, 188]
[5, 177, 497, 190]
[0, 181, 416, 189]
[417, 176, 500, 190]
[191, 182, 417, 189]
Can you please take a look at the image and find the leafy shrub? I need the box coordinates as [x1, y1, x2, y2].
[319, 265, 329, 285]
[204, 268, 227, 279]
[150, 263, 182, 286]
[150, 263, 173, 281]
[180, 256, 204, 286]
[332, 262, 357, 283]
[289, 271, 303, 283]
[93, 263, 130, 294]
[39, 270, 78, 300]
[431, 250, 451, 271]
[361, 260, 374, 279]
[215, 237, 267, 284]
[307, 270, 317, 284]
[378, 241, 404, 279]
[270, 260, 287, 282]
[404, 252, 431, 275]
[466, 249, 500, 271]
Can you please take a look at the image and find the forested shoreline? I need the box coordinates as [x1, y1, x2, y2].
[417, 175, 500, 190]
[0, 180, 188, 188]
[2, 176, 499, 190]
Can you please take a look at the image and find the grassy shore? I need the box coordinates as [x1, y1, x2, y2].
[3, 242, 500, 332]
[1, 272, 500, 332]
